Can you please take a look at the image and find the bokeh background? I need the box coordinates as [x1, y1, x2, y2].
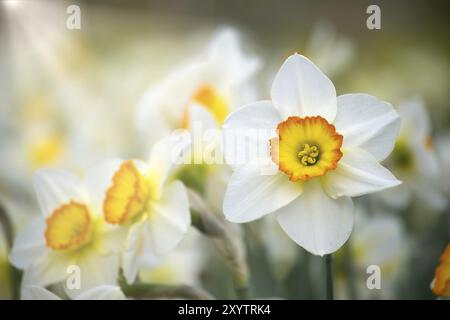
[0, 0, 449, 299]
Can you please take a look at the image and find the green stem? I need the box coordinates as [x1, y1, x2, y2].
[343, 241, 357, 299]
[121, 282, 215, 300]
[325, 254, 334, 300]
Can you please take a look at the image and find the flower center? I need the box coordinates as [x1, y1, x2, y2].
[182, 84, 229, 128]
[45, 201, 93, 250]
[270, 116, 343, 181]
[104, 160, 152, 225]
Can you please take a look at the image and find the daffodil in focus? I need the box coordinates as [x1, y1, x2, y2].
[378, 99, 447, 211]
[431, 244, 450, 298]
[222, 53, 401, 255]
[135, 27, 260, 143]
[97, 134, 191, 284]
[9, 169, 123, 298]
[22, 285, 125, 300]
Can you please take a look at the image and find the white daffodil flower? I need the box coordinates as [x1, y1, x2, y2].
[222, 53, 401, 256]
[9, 168, 123, 298]
[135, 27, 260, 144]
[378, 99, 447, 211]
[95, 134, 191, 284]
[22, 285, 125, 300]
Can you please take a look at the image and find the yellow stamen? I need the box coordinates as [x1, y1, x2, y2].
[298, 144, 320, 166]
[45, 201, 93, 250]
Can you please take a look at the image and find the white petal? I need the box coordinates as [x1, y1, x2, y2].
[223, 164, 303, 223]
[134, 93, 175, 145]
[306, 21, 355, 77]
[323, 147, 401, 198]
[100, 224, 128, 254]
[276, 180, 354, 256]
[66, 252, 119, 299]
[147, 181, 191, 256]
[9, 218, 46, 269]
[352, 213, 406, 266]
[398, 98, 431, 139]
[411, 138, 440, 181]
[271, 54, 337, 121]
[436, 134, 450, 193]
[222, 100, 280, 169]
[188, 103, 217, 131]
[21, 286, 61, 300]
[334, 94, 401, 161]
[207, 27, 260, 85]
[134, 63, 201, 143]
[122, 222, 145, 284]
[147, 133, 191, 194]
[223, 100, 281, 130]
[74, 286, 125, 300]
[84, 159, 123, 213]
[33, 168, 88, 218]
[21, 251, 73, 289]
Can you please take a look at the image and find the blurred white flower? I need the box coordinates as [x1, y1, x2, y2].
[135, 27, 260, 212]
[336, 206, 410, 299]
[436, 133, 450, 196]
[139, 230, 205, 286]
[260, 214, 297, 276]
[222, 53, 401, 255]
[135, 27, 260, 143]
[95, 134, 191, 284]
[378, 99, 447, 211]
[9, 168, 123, 298]
[306, 20, 356, 78]
[22, 285, 125, 300]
